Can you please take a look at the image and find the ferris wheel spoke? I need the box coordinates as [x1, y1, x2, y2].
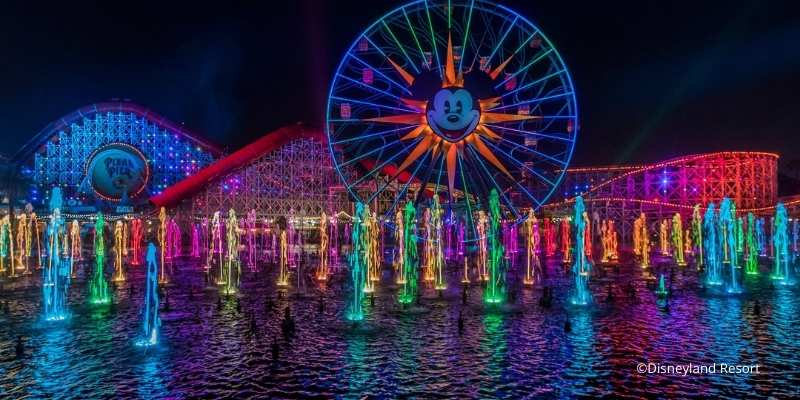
[466, 146, 521, 219]
[480, 139, 556, 187]
[339, 139, 404, 168]
[458, 0, 476, 73]
[498, 69, 566, 100]
[485, 16, 517, 65]
[329, 96, 418, 114]
[494, 48, 554, 90]
[423, 0, 443, 79]
[483, 123, 571, 144]
[379, 21, 420, 75]
[335, 73, 408, 102]
[331, 126, 412, 145]
[347, 53, 413, 96]
[488, 91, 574, 112]
[495, 137, 567, 167]
[402, 8, 427, 67]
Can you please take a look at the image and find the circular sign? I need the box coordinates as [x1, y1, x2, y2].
[85, 143, 150, 201]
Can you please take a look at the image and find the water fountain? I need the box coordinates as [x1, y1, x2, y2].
[771, 203, 793, 284]
[484, 189, 506, 304]
[659, 219, 670, 256]
[89, 212, 110, 304]
[0, 215, 11, 275]
[318, 211, 329, 281]
[277, 221, 290, 287]
[135, 243, 160, 347]
[130, 218, 142, 265]
[634, 213, 650, 269]
[222, 209, 240, 295]
[672, 213, 686, 266]
[736, 216, 745, 255]
[476, 211, 488, 281]
[191, 223, 201, 258]
[745, 213, 758, 275]
[431, 196, 446, 291]
[398, 202, 418, 304]
[157, 207, 169, 284]
[113, 220, 126, 282]
[704, 203, 723, 286]
[43, 187, 69, 321]
[560, 217, 572, 264]
[692, 205, 704, 268]
[756, 217, 766, 256]
[655, 274, 668, 298]
[571, 196, 592, 305]
[720, 198, 741, 293]
[524, 210, 540, 286]
[347, 202, 367, 320]
[362, 206, 376, 294]
[544, 218, 555, 257]
[16, 213, 29, 275]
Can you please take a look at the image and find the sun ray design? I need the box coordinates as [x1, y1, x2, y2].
[361, 21, 537, 202]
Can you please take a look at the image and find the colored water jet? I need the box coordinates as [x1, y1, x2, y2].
[659, 219, 670, 256]
[130, 218, 142, 265]
[745, 213, 758, 275]
[431, 196, 446, 290]
[318, 211, 329, 281]
[655, 274, 668, 298]
[43, 187, 70, 321]
[524, 210, 540, 285]
[157, 207, 169, 284]
[277, 224, 290, 287]
[692, 205, 703, 268]
[560, 217, 572, 264]
[89, 212, 110, 305]
[771, 203, 793, 284]
[570, 196, 592, 305]
[135, 243, 160, 347]
[0, 215, 12, 275]
[112, 220, 126, 282]
[720, 198, 741, 293]
[222, 209, 241, 295]
[398, 201, 418, 304]
[672, 213, 686, 266]
[476, 210, 488, 281]
[484, 189, 506, 304]
[347, 202, 367, 320]
[634, 213, 650, 268]
[704, 203, 723, 286]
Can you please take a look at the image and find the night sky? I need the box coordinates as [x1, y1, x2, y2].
[2, 0, 798, 167]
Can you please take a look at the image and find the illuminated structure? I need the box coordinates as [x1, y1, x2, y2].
[550, 152, 779, 243]
[326, 0, 579, 225]
[157, 207, 168, 284]
[659, 219, 670, 256]
[130, 219, 143, 265]
[136, 243, 160, 347]
[398, 202, 417, 304]
[277, 226, 289, 287]
[476, 211, 488, 281]
[13, 102, 218, 213]
[704, 203, 723, 286]
[745, 213, 758, 275]
[720, 198, 741, 293]
[394, 209, 405, 284]
[0, 216, 12, 275]
[348, 203, 367, 320]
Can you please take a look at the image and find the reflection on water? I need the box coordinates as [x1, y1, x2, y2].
[0, 256, 798, 398]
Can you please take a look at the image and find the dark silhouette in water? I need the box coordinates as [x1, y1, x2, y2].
[281, 306, 295, 338]
[163, 291, 170, 312]
[3, 301, 9, 315]
[236, 298, 241, 313]
[264, 297, 274, 312]
[249, 313, 257, 337]
[457, 311, 464, 335]
[539, 287, 553, 308]
[462, 286, 468, 305]
[129, 285, 135, 296]
[753, 300, 761, 316]
[606, 283, 614, 303]
[564, 320, 571, 333]
[217, 295, 222, 310]
[369, 293, 375, 307]
[271, 337, 279, 360]
[188, 286, 194, 301]
[318, 296, 325, 314]
[15, 336, 24, 359]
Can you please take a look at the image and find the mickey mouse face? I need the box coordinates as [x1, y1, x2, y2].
[426, 88, 480, 141]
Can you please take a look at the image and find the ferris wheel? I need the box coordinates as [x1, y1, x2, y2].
[326, 0, 578, 222]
